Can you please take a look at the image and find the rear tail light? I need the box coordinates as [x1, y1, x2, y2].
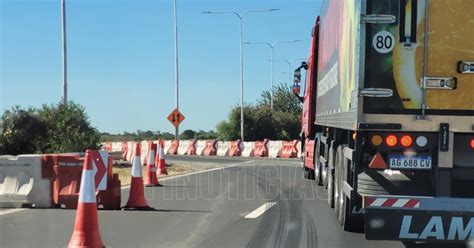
[385, 135, 398, 147]
[470, 138, 474, 149]
[400, 135, 413, 147]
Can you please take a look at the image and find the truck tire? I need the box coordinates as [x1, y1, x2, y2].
[357, 171, 433, 196]
[327, 141, 335, 208]
[314, 134, 322, 185]
[335, 145, 363, 232]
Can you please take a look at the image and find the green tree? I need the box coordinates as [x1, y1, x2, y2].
[39, 101, 101, 153]
[179, 129, 196, 140]
[258, 83, 302, 115]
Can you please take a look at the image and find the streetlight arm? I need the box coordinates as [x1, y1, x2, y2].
[272, 39, 302, 46]
[242, 8, 279, 17]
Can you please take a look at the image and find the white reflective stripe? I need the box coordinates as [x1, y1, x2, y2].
[414, 202, 420, 208]
[79, 170, 96, 203]
[148, 150, 155, 165]
[393, 199, 410, 207]
[132, 156, 142, 177]
[371, 198, 388, 207]
[244, 202, 277, 219]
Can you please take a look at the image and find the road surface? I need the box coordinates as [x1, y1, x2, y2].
[0, 156, 467, 247]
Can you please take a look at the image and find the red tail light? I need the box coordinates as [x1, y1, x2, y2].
[401, 135, 413, 147]
[470, 138, 474, 149]
[385, 135, 398, 147]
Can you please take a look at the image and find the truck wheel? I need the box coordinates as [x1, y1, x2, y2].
[326, 141, 335, 208]
[335, 145, 363, 232]
[314, 135, 322, 185]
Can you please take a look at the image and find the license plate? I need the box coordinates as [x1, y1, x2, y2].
[389, 155, 432, 169]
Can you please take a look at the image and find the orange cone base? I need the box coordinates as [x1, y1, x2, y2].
[122, 177, 153, 210]
[144, 167, 161, 186]
[68, 203, 105, 248]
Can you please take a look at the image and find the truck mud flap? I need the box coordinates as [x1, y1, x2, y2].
[364, 196, 474, 242]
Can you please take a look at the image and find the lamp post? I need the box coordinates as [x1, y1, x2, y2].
[244, 40, 300, 109]
[270, 58, 307, 85]
[61, 0, 68, 104]
[203, 9, 278, 142]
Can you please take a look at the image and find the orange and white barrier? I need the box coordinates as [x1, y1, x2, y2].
[195, 140, 206, 155]
[281, 140, 299, 158]
[241, 142, 255, 157]
[68, 150, 105, 248]
[177, 140, 190, 155]
[168, 140, 179, 155]
[217, 141, 231, 156]
[186, 139, 197, 155]
[228, 140, 242, 157]
[253, 139, 269, 157]
[203, 140, 218, 156]
[268, 141, 283, 158]
[163, 140, 172, 154]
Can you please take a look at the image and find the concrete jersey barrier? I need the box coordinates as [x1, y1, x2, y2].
[217, 141, 231, 156]
[241, 142, 255, 157]
[0, 155, 52, 208]
[268, 141, 283, 158]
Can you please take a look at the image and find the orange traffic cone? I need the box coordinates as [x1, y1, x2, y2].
[144, 143, 162, 187]
[68, 150, 105, 248]
[156, 140, 168, 175]
[123, 143, 153, 210]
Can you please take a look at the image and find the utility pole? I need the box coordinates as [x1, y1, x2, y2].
[173, 0, 180, 140]
[61, 0, 68, 104]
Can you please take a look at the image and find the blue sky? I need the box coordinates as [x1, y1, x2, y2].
[1, 0, 321, 134]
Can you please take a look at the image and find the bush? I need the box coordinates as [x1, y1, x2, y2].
[0, 101, 100, 155]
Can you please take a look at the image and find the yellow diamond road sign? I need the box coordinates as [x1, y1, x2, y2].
[167, 108, 185, 127]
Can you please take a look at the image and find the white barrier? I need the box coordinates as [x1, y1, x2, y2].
[268, 141, 283, 158]
[177, 140, 190, 155]
[241, 142, 255, 157]
[140, 140, 149, 165]
[126, 141, 135, 162]
[164, 140, 172, 155]
[111, 142, 122, 152]
[195, 140, 207, 155]
[217, 141, 231, 156]
[0, 155, 52, 208]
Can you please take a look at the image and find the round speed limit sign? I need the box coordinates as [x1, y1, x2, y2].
[372, 31, 395, 54]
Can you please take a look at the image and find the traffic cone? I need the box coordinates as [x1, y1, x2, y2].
[156, 140, 168, 175]
[144, 143, 162, 187]
[68, 150, 105, 248]
[123, 143, 153, 210]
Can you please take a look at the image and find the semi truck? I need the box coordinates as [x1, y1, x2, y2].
[292, 0, 474, 244]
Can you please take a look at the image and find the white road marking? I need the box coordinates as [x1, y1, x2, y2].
[0, 209, 25, 217]
[121, 160, 254, 189]
[244, 202, 277, 219]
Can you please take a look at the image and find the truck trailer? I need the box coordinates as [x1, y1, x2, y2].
[293, 0, 474, 243]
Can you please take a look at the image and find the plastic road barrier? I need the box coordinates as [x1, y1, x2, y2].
[195, 140, 207, 156]
[281, 140, 299, 158]
[111, 142, 122, 152]
[253, 139, 269, 157]
[241, 142, 255, 157]
[163, 140, 172, 154]
[228, 140, 242, 157]
[121, 142, 128, 160]
[203, 140, 218, 156]
[268, 141, 283, 158]
[186, 140, 197, 155]
[168, 140, 179, 155]
[177, 140, 190, 155]
[0, 155, 52, 208]
[217, 141, 231, 156]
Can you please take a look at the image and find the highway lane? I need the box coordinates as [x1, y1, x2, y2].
[0, 157, 464, 247]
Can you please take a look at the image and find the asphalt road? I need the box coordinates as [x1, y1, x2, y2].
[0, 156, 467, 248]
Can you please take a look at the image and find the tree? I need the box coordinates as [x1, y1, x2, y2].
[39, 101, 101, 153]
[179, 129, 196, 140]
[258, 83, 302, 115]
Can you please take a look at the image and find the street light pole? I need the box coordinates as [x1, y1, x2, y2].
[244, 40, 300, 109]
[270, 58, 307, 84]
[61, 0, 68, 104]
[173, 0, 180, 140]
[203, 9, 278, 142]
